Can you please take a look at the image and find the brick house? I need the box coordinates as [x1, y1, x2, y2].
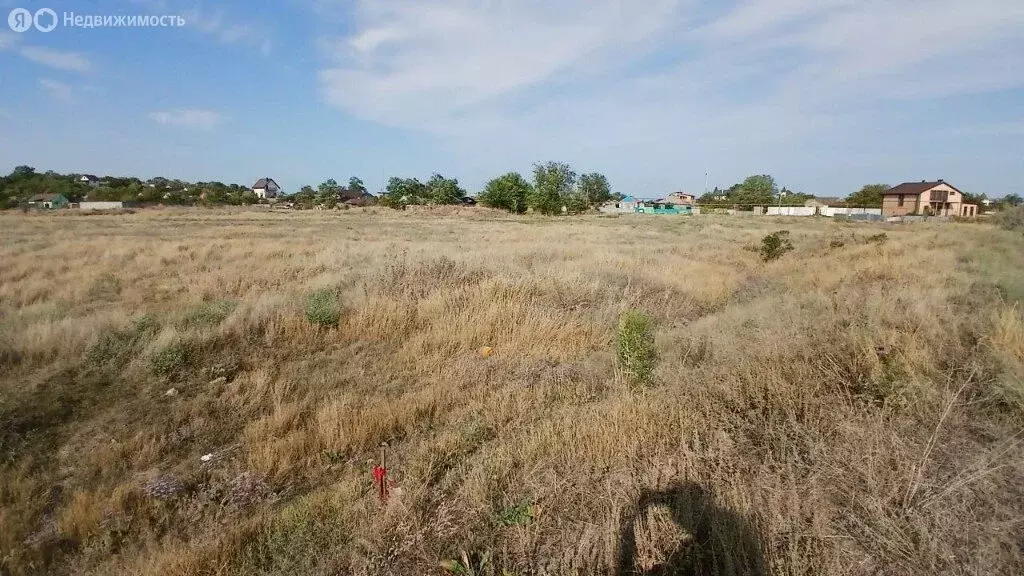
[881, 180, 977, 217]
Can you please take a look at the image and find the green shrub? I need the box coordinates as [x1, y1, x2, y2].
[495, 500, 535, 527]
[86, 329, 137, 368]
[151, 344, 187, 377]
[617, 310, 656, 387]
[306, 289, 342, 327]
[183, 299, 237, 327]
[759, 230, 793, 262]
[993, 206, 1024, 231]
[131, 314, 160, 335]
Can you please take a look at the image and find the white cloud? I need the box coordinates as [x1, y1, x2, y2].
[19, 47, 92, 73]
[40, 78, 74, 103]
[183, 5, 271, 54]
[148, 109, 225, 130]
[318, 0, 1024, 160]
[319, 0, 686, 127]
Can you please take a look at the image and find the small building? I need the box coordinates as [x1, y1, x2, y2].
[598, 195, 639, 214]
[882, 180, 977, 217]
[252, 178, 281, 199]
[78, 174, 100, 187]
[26, 193, 69, 209]
[637, 201, 693, 215]
[662, 191, 695, 205]
[338, 187, 377, 206]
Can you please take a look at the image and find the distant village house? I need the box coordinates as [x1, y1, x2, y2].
[338, 187, 376, 206]
[26, 193, 69, 209]
[252, 178, 281, 199]
[881, 180, 977, 217]
[599, 195, 639, 214]
[78, 174, 100, 187]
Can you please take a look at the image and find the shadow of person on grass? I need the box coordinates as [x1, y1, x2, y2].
[617, 482, 766, 576]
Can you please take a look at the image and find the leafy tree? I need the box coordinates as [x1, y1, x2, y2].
[529, 161, 576, 215]
[731, 175, 777, 206]
[578, 173, 612, 207]
[1002, 193, 1023, 208]
[317, 179, 341, 208]
[846, 184, 889, 207]
[778, 187, 813, 205]
[425, 173, 467, 204]
[292, 185, 316, 208]
[348, 176, 367, 195]
[11, 165, 36, 179]
[961, 191, 987, 207]
[384, 177, 427, 206]
[479, 172, 531, 213]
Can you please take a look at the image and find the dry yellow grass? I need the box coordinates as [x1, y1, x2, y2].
[1, 207, 1023, 575]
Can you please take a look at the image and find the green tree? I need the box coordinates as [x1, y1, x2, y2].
[293, 185, 316, 208]
[529, 161, 576, 215]
[348, 176, 367, 195]
[731, 175, 777, 206]
[479, 172, 531, 213]
[425, 173, 466, 204]
[846, 184, 889, 207]
[578, 172, 612, 207]
[11, 166, 36, 179]
[317, 179, 341, 207]
[1002, 193, 1022, 208]
[384, 177, 427, 206]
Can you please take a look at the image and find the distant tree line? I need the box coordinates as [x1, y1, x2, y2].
[697, 175, 813, 207]
[696, 175, 1021, 211]
[4, 165, 1020, 213]
[0, 166, 258, 209]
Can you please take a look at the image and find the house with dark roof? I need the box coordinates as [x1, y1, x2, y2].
[337, 187, 376, 206]
[78, 174, 100, 187]
[27, 193, 69, 209]
[881, 180, 977, 217]
[252, 178, 281, 199]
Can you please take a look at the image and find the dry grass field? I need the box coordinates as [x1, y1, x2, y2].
[1, 207, 1023, 575]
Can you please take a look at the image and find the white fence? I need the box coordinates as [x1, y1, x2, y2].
[766, 206, 816, 216]
[79, 201, 124, 211]
[820, 207, 882, 217]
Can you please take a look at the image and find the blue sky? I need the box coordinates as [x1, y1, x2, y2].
[1, 0, 1023, 197]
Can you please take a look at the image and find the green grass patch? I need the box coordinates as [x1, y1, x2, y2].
[305, 289, 342, 327]
[182, 299, 237, 328]
[150, 344, 188, 377]
[618, 310, 656, 387]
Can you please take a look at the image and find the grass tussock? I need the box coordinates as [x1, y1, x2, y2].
[305, 288, 342, 327]
[0, 207, 1023, 575]
[618, 310, 656, 387]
